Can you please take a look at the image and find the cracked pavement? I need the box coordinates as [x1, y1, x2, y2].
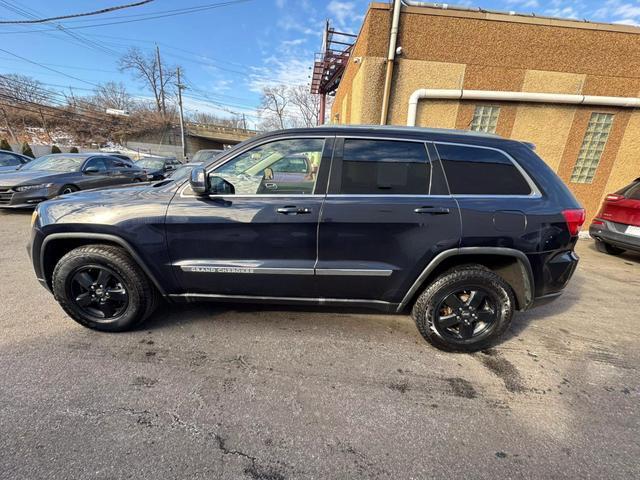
[1, 210, 639, 479]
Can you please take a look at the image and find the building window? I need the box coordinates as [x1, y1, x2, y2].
[470, 105, 500, 133]
[570, 112, 614, 184]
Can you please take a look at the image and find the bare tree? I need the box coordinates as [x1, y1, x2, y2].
[92, 81, 132, 111]
[0, 74, 48, 103]
[119, 47, 176, 114]
[258, 84, 328, 131]
[259, 85, 289, 130]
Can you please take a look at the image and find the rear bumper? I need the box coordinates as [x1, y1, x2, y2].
[589, 220, 640, 252]
[525, 248, 579, 309]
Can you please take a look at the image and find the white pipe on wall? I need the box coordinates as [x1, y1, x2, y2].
[406, 88, 640, 126]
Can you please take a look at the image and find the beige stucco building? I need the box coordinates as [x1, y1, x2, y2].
[330, 2, 640, 225]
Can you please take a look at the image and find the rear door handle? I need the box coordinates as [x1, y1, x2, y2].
[277, 206, 311, 215]
[414, 206, 450, 215]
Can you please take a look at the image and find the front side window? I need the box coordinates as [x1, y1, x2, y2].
[339, 139, 431, 195]
[213, 138, 324, 195]
[84, 158, 108, 173]
[470, 105, 500, 134]
[570, 112, 614, 184]
[437, 144, 532, 195]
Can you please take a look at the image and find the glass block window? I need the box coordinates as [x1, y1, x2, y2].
[570, 112, 614, 184]
[470, 105, 500, 133]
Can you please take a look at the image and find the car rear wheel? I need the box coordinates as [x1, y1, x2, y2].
[594, 239, 624, 255]
[52, 244, 159, 332]
[412, 266, 514, 352]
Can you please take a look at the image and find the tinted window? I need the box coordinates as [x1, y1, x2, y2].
[622, 182, 640, 200]
[436, 144, 531, 195]
[339, 139, 430, 194]
[0, 153, 21, 167]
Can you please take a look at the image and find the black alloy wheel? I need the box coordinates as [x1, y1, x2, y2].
[434, 287, 497, 341]
[411, 266, 514, 352]
[68, 265, 129, 322]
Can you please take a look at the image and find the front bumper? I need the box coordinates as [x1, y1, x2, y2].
[0, 185, 58, 209]
[589, 220, 640, 252]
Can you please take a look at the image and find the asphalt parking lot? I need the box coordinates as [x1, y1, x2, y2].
[0, 210, 638, 479]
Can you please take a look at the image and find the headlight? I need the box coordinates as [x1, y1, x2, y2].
[14, 183, 52, 192]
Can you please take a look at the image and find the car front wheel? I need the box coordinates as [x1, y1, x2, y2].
[412, 266, 514, 352]
[52, 244, 159, 332]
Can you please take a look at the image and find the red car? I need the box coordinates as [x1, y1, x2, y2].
[590, 177, 640, 255]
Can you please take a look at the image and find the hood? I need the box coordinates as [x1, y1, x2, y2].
[37, 182, 179, 225]
[0, 170, 69, 186]
[0, 165, 21, 173]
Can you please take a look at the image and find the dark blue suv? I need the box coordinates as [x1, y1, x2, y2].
[28, 126, 584, 352]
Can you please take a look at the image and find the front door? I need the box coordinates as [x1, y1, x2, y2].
[316, 138, 461, 304]
[166, 136, 333, 298]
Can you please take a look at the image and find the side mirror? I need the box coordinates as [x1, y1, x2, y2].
[84, 166, 100, 174]
[209, 175, 235, 195]
[165, 164, 175, 171]
[190, 166, 207, 194]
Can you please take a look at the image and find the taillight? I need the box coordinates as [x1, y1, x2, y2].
[562, 209, 586, 236]
[591, 218, 604, 226]
[605, 194, 623, 202]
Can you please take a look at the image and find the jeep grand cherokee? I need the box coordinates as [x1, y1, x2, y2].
[28, 126, 584, 352]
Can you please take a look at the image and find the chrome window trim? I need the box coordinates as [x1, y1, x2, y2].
[178, 134, 330, 199]
[433, 141, 542, 198]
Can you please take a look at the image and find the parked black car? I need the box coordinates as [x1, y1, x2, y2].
[29, 126, 584, 351]
[136, 156, 182, 180]
[0, 153, 146, 208]
[0, 149, 32, 173]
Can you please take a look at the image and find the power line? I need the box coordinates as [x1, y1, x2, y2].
[0, 1, 154, 24]
[0, 47, 100, 87]
[0, 0, 251, 33]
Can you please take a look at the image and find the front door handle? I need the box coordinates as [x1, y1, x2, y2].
[277, 206, 311, 215]
[414, 206, 450, 215]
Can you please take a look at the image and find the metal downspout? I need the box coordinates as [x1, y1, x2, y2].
[380, 0, 402, 125]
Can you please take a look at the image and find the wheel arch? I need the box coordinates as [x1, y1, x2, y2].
[40, 233, 166, 296]
[398, 247, 534, 312]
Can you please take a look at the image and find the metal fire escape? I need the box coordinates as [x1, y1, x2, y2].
[310, 21, 356, 124]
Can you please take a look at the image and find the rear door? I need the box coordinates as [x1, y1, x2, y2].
[315, 137, 461, 304]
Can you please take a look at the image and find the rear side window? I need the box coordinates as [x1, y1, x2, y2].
[436, 144, 532, 195]
[339, 139, 431, 194]
[619, 181, 640, 200]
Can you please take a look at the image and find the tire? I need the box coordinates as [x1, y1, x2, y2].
[595, 239, 624, 255]
[52, 244, 159, 332]
[412, 266, 515, 352]
[59, 184, 79, 195]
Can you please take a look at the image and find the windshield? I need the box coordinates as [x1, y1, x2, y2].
[191, 150, 221, 163]
[136, 158, 165, 170]
[20, 155, 86, 172]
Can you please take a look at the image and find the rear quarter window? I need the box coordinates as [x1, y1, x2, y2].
[436, 144, 532, 195]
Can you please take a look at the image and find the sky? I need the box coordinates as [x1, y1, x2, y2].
[0, 0, 639, 127]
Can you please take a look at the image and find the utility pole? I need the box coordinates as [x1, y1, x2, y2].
[156, 44, 166, 115]
[242, 113, 247, 130]
[176, 67, 187, 159]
